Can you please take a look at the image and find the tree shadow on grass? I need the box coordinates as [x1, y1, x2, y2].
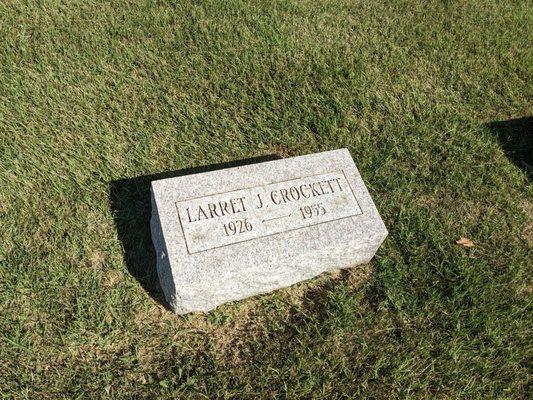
[488, 116, 533, 181]
[108, 154, 281, 309]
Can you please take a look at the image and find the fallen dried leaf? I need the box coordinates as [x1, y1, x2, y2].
[456, 237, 474, 247]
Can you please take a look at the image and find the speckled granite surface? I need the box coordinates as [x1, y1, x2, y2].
[150, 149, 387, 314]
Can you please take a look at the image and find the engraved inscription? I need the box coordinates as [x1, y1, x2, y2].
[175, 171, 362, 253]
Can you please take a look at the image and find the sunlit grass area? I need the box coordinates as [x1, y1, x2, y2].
[1, 0, 531, 398]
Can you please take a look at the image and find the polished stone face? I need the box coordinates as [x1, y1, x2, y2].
[150, 149, 388, 314]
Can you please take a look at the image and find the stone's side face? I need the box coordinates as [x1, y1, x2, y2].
[150, 149, 387, 314]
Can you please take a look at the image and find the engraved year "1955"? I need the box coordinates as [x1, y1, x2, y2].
[300, 203, 326, 219]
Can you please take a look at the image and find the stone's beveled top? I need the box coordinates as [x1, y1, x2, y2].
[175, 170, 362, 254]
[150, 148, 388, 313]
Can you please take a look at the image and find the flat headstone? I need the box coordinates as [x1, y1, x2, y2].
[150, 149, 387, 314]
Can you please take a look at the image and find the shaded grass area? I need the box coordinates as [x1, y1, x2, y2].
[489, 117, 533, 180]
[0, 0, 532, 398]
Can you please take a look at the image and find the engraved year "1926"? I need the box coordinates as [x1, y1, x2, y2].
[300, 203, 326, 219]
[223, 218, 252, 236]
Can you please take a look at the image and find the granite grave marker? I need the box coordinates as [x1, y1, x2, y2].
[150, 149, 387, 314]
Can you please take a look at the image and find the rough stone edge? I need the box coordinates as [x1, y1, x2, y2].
[168, 228, 387, 315]
[150, 186, 182, 313]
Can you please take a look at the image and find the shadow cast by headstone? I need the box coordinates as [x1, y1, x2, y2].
[108, 154, 282, 309]
[488, 117, 533, 181]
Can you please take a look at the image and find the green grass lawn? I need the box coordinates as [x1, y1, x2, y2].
[1, 0, 532, 398]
